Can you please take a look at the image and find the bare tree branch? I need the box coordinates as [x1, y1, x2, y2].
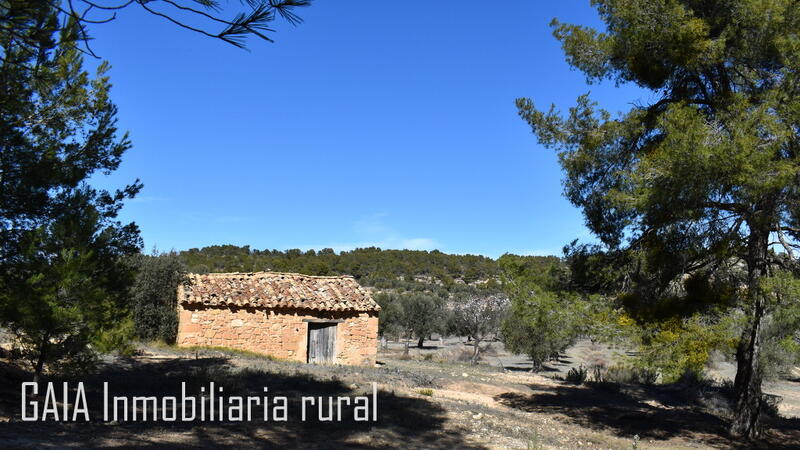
[776, 226, 796, 259]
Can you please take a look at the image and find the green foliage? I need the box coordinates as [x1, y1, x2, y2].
[93, 316, 137, 357]
[562, 241, 634, 296]
[499, 254, 588, 370]
[497, 253, 566, 291]
[630, 434, 641, 450]
[0, 0, 311, 54]
[502, 286, 582, 371]
[402, 293, 447, 347]
[179, 245, 501, 288]
[517, 0, 800, 435]
[636, 314, 737, 383]
[131, 251, 187, 344]
[451, 293, 509, 362]
[417, 388, 434, 397]
[0, 11, 141, 379]
[565, 365, 588, 385]
[759, 271, 800, 378]
[451, 293, 508, 342]
[373, 291, 446, 347]
[592, 364, 659, 385]
[375, 292, 406, 339]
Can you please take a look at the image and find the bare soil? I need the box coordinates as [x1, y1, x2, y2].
[0, 341, 798, 449]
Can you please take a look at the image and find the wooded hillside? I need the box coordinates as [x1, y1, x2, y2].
[177, 245, 560, 293]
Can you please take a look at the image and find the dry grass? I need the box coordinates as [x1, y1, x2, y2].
[142, 341, 281, 361]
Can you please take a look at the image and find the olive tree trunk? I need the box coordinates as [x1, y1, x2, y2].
[470, 338, 481, 365]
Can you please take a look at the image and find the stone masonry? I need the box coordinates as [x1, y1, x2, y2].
[175, 272, 380, 366]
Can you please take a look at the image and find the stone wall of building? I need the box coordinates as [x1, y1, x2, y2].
[176, 304, 378, 366]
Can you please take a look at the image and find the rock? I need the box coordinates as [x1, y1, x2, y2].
[472, 413, 483, 420]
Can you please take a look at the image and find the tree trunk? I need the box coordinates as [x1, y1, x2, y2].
[417, 337, 424, 348]
[33, 338, 47, 384]
[470, 339, 481, 365]
[731, 228, 769, 439]
[731, 300, 764, 438]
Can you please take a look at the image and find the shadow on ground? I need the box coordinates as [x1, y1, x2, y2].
[496, 381, 800, 449]
[0, 357, 483, 449]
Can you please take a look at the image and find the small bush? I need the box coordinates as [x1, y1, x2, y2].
[526, 430, 545, 450]
[49, 345, 99, 378]
[593, 365, 659, 385]
[603, 365, 632, 383]
[630, 434, 641, 450]
[418, 388, 434, 396]
[94, 316, 137, 356]
[591, 365, 605, 383]
[566, 365, 588, 385]
[456, 349, 476, 362]
[697, 388, 734, 418]
[637, 368, 659, 385]
[678, 367, 703, 383]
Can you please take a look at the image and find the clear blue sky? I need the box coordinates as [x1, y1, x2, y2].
[88, 1, 648, 258]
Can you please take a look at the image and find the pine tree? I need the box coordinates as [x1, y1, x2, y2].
[0, 8, 141, 381]
[517, 0, 800, 438]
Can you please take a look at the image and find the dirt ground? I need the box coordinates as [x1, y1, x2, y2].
[1, 340, 799, 449]
[392, 336, 800, 420]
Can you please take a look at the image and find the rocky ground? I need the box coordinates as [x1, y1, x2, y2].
[0, 340, 798, 449]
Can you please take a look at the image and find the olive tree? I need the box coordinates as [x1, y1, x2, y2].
[452, 293, 508, 363]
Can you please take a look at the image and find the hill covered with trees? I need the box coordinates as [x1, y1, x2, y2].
[177, 245, 559, 293]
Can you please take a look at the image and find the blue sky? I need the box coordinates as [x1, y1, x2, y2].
[88, 1, 648, 258]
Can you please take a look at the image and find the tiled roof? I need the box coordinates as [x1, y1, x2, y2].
[179, 272, 380, 312]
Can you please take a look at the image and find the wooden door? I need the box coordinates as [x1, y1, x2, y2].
[307, 323, 336, 364]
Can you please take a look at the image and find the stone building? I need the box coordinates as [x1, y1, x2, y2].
[176, 272, 380, 366]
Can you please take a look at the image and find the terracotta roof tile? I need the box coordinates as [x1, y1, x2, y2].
[179, 272, 380, 312]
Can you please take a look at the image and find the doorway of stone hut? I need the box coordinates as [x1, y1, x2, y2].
[307, 322, 336, 364]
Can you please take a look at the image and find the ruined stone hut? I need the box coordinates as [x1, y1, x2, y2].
[176, 272, 380, 365]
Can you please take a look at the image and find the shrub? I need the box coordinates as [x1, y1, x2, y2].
[501, 285, 582, 371]
[592, 365, 659, 385]
[631, 315, 737, 383]
[456, 349, 476, 362]
[418, 388, 434, 397]
[591, 365, 605, 383]
[636, 368, 659, 385]
[94, 316, 138, 356]
[131, 252, 186, 343]
[566, 365, 588, 385]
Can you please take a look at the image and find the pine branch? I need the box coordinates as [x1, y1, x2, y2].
[268, 0, 310, 26]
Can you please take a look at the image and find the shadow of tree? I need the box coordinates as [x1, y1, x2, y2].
[0, 357, 484, 449]
[495, 381, 800, 449]
[501, 365, 561, 373]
